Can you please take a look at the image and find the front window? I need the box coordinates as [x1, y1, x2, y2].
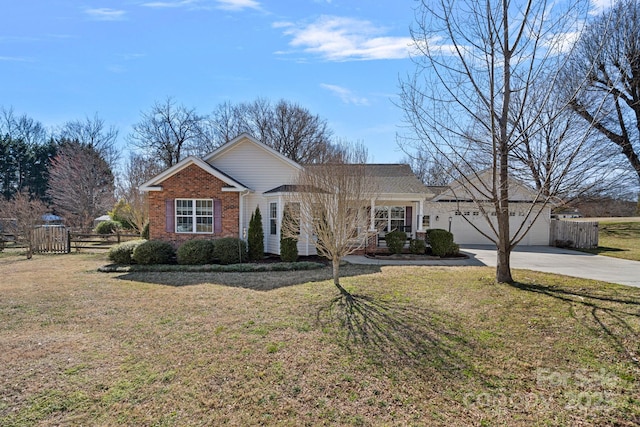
[284, 202, 300, 235]
[176, 199, 213, 233]
[376, 206, 406, 232]
[390, 206, 405, 231]
[270, 202, 277, 235]
[375, 207, 388, 231]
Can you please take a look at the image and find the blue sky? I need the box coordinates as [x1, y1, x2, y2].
[1, 0, 419, 163]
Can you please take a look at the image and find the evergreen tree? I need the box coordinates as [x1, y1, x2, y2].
[247, 206, 264, 261]
[280, 206, 298, 262]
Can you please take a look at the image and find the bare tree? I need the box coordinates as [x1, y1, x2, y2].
[400, 151, 452, 186]
[129, 97, 204, 168]
[203, 98, 336, 164]
[47, 141, 115, 229]
[567, 0, 640, 206]
[116, 153, 163, 234]
[282, 143, 376, 295]
[0, 190, 47, 258]
[0, 107, 49, 145]
[58, 114, 120, 169]
[399, 0, 592, 283]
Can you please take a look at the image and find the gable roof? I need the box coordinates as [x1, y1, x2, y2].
[203, 133, 303, 171]
[431, 170, 539, 202]
[304, 163, 432, 195]
[139, 156, 250, 192]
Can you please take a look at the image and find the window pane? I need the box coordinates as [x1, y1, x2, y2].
[176, 200, 192, 216]
[196, 217, 213, 232]
[176, 217, 193, 233]
[196, 200, 212, 215]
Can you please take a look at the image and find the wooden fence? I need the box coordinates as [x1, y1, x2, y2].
[549, 220, 599, 249]
[32, 227, 70, 254]
[26, 229, 140, 254]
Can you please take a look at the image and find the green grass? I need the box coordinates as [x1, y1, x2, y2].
[1, 253, 639, 426]
[580, 221, 640, 261]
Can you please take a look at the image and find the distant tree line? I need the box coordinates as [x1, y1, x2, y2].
[1, 97, 352, 233]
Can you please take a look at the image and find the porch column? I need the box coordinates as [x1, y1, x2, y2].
[369, 198, 376, 231]
[418, 199, 425, 232]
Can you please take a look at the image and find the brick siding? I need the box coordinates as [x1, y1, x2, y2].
[148, 163, 240, 246]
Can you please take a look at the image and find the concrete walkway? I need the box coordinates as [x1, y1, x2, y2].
[344, 245, 640, 288]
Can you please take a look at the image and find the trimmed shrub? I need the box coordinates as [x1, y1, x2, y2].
[213, 237, 248, 265]
[247, 206, 264, 261]
[280, 207, 298, 262]
[108, 240, 145, 264]
[132, 240, 175, 265]
[95, 220, 121, 235]
[409, 238, 426, 255]
[427, 228, 459, 257]
[385, 230, 407, 254]
[280, 237, 298, 262]
[177, 239, 216, 265]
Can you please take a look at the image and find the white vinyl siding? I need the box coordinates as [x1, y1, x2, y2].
[208, 138, 300, 193]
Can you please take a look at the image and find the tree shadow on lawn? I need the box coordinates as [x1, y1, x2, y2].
[511, 281, 640, 367]
[316, 291, 488, 383]
[115, 264, 382, 291]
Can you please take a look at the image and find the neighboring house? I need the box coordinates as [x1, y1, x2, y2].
[140, 134, 551, 254]
[551, 208, 583, 220]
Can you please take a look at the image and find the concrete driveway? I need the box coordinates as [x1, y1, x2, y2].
[345, 246, 640, 288]
[461, 245, 640, 288]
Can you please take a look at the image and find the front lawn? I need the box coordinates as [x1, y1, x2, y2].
[1, 253, 639, 426]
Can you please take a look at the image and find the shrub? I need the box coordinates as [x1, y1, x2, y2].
[427, 229, 459, 257]
[132, 240, 175, 265]
[213, 237, 247, 265]
[108, 240, 145, 264]
[141, 222, 149, 240]
[280, 207, 298, 262]
[385, 230, 407, 254]
[95, 220, 121, 235]
[409, 238, 426, 255]
[247, 206, 264, 261]
[177, 239, 216, 265]
[280, 237, 298, 262]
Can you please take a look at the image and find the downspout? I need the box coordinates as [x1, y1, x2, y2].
[239, 190, 250, 241]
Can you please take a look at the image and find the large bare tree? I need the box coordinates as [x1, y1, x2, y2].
[129, 97, 204, 168]
[47, 141, 115, 229]
[282, 144, 376, 295]
[203, 98, 337, 164]
[399, 0, 592, 283]
[116, 153, 163, 235]
[567, 0, 640, 206]
[58, 114, 120, 169]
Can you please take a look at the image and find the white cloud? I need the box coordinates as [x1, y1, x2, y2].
[590, 0, 614, 15]
[0, 56, 32, 62]
[276, 15, 413, 61]
[321, 84, 369, 106]
[142, 0, 260, 11]
[216, 0, 260, 11]
[85, 8, 127, 21]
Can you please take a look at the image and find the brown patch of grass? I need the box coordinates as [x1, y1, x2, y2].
[1, 253, 639, 426]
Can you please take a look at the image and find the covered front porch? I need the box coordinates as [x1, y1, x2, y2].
[366, 197, 428, 252]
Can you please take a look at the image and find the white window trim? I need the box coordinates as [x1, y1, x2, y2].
[175, 198, 214, 234]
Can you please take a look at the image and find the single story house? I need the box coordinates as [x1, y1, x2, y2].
[140, 134, 551, 254]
